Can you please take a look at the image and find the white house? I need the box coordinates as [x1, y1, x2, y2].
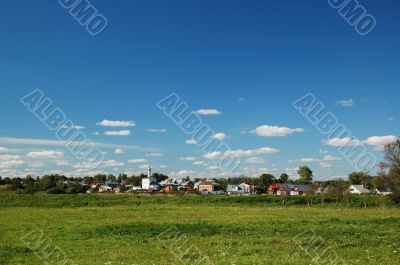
[376, 188, 392, 195]
[349, 185, 371, 195]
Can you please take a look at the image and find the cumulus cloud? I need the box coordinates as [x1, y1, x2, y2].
[138, 164, 150, 170]
[319, 149, 329, 154]
[147, 129, 167, 133]
[0, 147, 9, 152]
[127, 159, 147, 164]
[245, 157, 267, 164]
[186, 139, 197, 145]
[251, 125, 304, 137]
[326, 135, 397, 149]
[97, 119, 135, 127]
[61, 125, 85, 129]
[104, 130, 131, 136]
[180, 156, 196, 161]
[195, 109, 221, 116]
[114, 148, 124, 154]
[193, 161, 205, 165]
[176, 170, 195, 176]
[336, 99, 355, 107]
[363, 135, 397, 146]
[212, 133, 227, 140]
[27, 151, 64, 159]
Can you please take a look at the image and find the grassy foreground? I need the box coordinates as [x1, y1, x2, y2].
[0, 195, 399, 264]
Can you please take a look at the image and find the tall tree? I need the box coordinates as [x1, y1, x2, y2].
[298, 166, 313, 184]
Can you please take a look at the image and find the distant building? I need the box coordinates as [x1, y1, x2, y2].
[375, 187, 392, 195]
[226, 183, 254, 195]
[348, 185, 371, 195]
[268, 183, 312, 196]
[196, 180, 222, 194]
[141, 166, 160, 191]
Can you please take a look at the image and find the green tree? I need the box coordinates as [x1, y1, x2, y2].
[298, 166, 313, 184]
[259, 173, 276, 187]
[278, 173, 289, 183]
[348, 172, 371, 187]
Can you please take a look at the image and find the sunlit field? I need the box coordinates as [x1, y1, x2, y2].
[1, 194, 399, 265]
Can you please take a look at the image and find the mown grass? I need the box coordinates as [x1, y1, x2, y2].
[0, 195, 399, 264]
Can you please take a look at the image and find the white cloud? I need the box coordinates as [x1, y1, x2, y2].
[176, 170, 195, 176]
[251, 125, 304, 137]
[0, 155, 24, 169]
[193, 161, 205, 165]
[289, 158, 320, 163]
[56, 160, 70, 166]
[326, 137, 361, 147]
[336, 99, 355, 107]
[319, 162, 332, 168]
[127, 159, 147, 164]
[180, 156, 196, 161]
[363, 135, 396, 146]
[145, 153, 164, 157]
[195, 109, 221, 116]
[203, 147, 279, 160]
[93, 132, 100, 136]
[319, 149, 329, 154]
[323, 155, 342, 161]
[203, 151, 222, 160]
[207, 166, 219, 170]
[186, 139, 197, 145]
[61, 125, 85, 129]
[238, 98, 245, 102]
[73, 160, 124, 169]
[147, 128, 167, 133]
[160, 164, 168, 169]
[225, 147, 279, 157]
[27, 151, 64, 159]
[212, 133, 226, 140]
[114, 148, 125, 154]
[245, 157, 267, 164]
[100, 161, 123, 169]
[104, 130, 131, 136]
[0, 137, 152, 151]
[97, 119, 135, 127]
[0, 155, 22, 161]
[0, 147, 9, 152]
[326, 135, 397, 149]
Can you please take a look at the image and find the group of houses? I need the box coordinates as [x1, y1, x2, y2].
[88, 167, 393, 196]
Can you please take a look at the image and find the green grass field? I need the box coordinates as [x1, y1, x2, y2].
[0, 194, 399, 264]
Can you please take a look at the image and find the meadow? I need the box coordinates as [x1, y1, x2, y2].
[0, 194, 399, 265]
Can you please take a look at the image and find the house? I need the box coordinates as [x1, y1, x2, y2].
[98, 182, 120, 193]
[268, 183, 291, 195]
[227, 183, 254, 195]
[376, 187, 392, 195]
[196, 180, 222, 194]
[349, 185, 371, 195]
[290, 185, 312, 196]
[160, 178, 178, 193]
[268, 183, 312, 196]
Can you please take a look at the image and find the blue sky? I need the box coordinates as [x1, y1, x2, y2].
[0, 0, 399, 180]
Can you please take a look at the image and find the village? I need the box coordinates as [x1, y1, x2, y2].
[85, 166, 393, 196]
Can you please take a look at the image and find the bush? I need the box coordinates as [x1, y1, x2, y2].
[47, 187, 65, 194]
